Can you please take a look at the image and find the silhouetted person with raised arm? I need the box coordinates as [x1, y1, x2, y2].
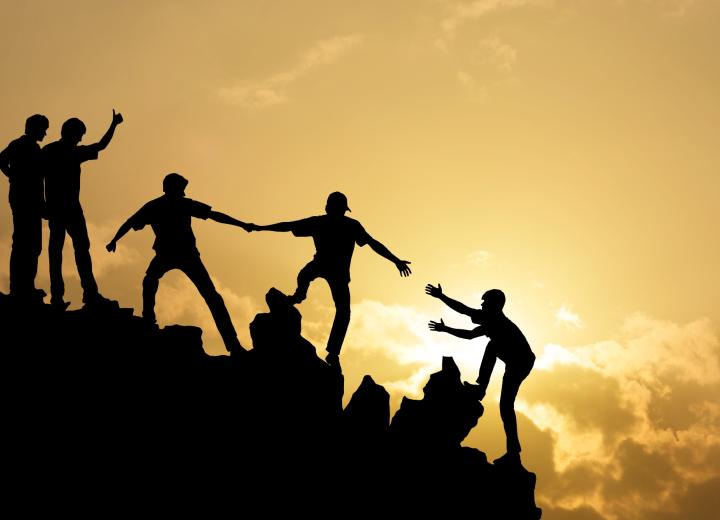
[106, 173, 250, 355]
[248, 192, 412, 368]
[43, 110, 123, 309]
[426, 284, 535, 466]
[0, 114, 50, 303]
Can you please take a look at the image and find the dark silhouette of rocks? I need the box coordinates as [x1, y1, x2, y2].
[0, 291, 541, 517]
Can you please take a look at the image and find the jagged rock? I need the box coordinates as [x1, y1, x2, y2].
[390, 356, 484, 452]
[0, 292, 541, 518]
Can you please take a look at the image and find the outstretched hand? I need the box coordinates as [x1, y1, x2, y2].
[428, 318, 446, 332]
[396, 260, 412, 277]
[112, 109, 124, 125]
[106, 241, 116, 253]
[242, 223, 260, 232]
[425, 283, 443, 298]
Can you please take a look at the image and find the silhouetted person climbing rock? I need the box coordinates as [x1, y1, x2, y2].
[43, 109, 124, 309]
[427, 285, 535, 466]
[0, 114, 49, 303]
[248, 191, 411, 368]
[106, 173, 250, 355]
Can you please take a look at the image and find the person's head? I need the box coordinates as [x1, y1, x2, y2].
[25, 114, 49, 142]
[163, 172, 188, 197]
[325, 191, 351, 216]
[61, 118, 86, 144]
[481, 289, 505, 313]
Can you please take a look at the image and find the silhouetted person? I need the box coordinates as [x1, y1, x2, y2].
[106, 173, 250, 355]
[0, 114, 49, 302]
[427, 285, 535, 466]
[43, 110, 124, 308]
[249, 192, 411, 368]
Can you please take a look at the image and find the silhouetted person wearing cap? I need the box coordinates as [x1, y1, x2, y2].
[0, 114, 50, 302]
[426, 285, 535, 466]
[43, 110, 124, 309]
[248, 192, 412, 368]
[106, 173, 250, 355]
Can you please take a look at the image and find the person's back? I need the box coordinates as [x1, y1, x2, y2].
[479, 313, 535, 368]
[294, 213, 368, 279]
[42, 139, 97, 213]
[132, 195, 209, 258]
[2, 134, 45, 210]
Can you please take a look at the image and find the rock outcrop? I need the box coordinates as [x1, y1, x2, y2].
[0, 290, 541, 518]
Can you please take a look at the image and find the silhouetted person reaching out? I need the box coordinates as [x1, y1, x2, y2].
[426, 284, 535, 466]
[248, 192, 411, 368]
[106, 173, 250, 355]
[0, 114, 50, 303]
[43, 109, 124, 309]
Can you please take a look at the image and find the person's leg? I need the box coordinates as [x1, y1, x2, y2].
[48, 216, 67, 304]
[182, 256, 243, 354]
[65, 209, 99, 302]
[498, 360, 533, 458]
[142, 256, 171, 323]
[9, 208, 41, 297]
[326, 278, 351, 359]
[290, 261, 319, 304]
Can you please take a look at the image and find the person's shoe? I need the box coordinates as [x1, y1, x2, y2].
[288, 292, 306, 305]
[325, 352, 341, 369]
[51, 297, 71, 311]
[493, 452, 521, 467]
[83, 293, 118, 309]
[141, 315, 159, 329]
[226, 337, 248, 357]
[463, 382, 485, 400]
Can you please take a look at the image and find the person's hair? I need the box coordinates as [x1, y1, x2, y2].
[482, 289, 506, 310]
[25, 114, 49, 134]
[163, 172, 189, 194]
[61, 118, 86, 139]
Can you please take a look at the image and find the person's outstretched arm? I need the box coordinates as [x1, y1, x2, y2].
[425, 283, 476, 317]
[106, 217, 135, 252]
[366, 236, 412, 277]
[208, 210, 253, 231]
[428, 318, 483, 339]
[93, 109, 124, 151]
[250, 221, 297, 233]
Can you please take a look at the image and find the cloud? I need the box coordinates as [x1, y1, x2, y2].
[0, 220, 139, 294]
[477, 36, 518, 71]
[154, 273, 259, 355]
[556, 304, 584, 329]
[525, 314, 720, 519]
[219, 34, 365, 108]
[436, 0, 546, 49]
[467, 249, 492, 265]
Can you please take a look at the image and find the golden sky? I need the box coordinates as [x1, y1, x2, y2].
[1, 1, 719, 518]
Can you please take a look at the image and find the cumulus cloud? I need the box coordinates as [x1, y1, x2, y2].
[467, 249, 492, 265]
[435, 0, 547, 49]
[154, 273, 259, 355]
[219, 34, 365, 108]
[556, 304, 584, 329]
[477, 36, 518, 71]
[525, 314, 720, 519]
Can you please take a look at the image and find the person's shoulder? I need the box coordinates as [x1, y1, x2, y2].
[41, 140, 62, 151]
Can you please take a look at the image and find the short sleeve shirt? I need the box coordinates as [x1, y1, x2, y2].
[0, 135, 44, 210]
[42, 140, 100, 213]
[290, 215, 370, 279]
[477, 315, 535, 367]
[128, 195, 211, 256]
